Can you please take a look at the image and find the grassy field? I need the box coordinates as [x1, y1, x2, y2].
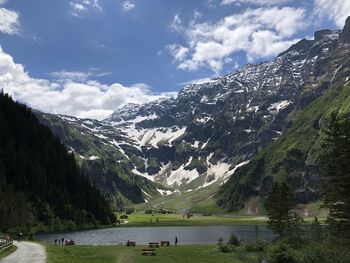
[118, 213, 268, 227]
[46, 244, 263, 263]
[0, 245, 17, 259]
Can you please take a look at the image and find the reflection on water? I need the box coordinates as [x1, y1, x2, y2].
[37, 225, 274, 245]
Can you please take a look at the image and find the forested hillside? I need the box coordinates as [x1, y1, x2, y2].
[0, 91, 115, 233]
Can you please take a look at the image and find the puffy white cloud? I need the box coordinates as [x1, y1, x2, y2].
[0, 47, 176, 120]
[0, 8, 20, 34]
[314, 0, 350, 28]
[221, 0, 291, 6]
[168, 7, 305, 72]
[70, 0, 101, 16]
[122, 1, 135, 12]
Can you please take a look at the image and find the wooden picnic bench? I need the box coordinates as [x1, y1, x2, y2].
[142, 248, 156, 256]
[160, 241, 170, 246]
[126, 240, 136, 247]
[149, 242, 159, 248]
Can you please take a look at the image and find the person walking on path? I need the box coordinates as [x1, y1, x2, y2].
[17, 232, 22, 242]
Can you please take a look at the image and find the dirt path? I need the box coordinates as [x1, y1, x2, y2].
[0, 241, 46, 263]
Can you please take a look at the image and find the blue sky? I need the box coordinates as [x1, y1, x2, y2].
[0, 0, 350, 119]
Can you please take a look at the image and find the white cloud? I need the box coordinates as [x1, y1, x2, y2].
[170, 14, 183, 32]
[314, 0, 350, 28]
[0, 8, 20, 34]
[166, 44, 189, 62]
[122, 1, 135, 12]
[0, 47, 176, 120]
[221, 0, 291, 6]
[206, 0, 217, 8]
[193, 10, 202, 20]
[50, 69, 111, 83]
[70, 0, 101, 16]
[168, 7, 305, 72]
[51, 71, 92, 82]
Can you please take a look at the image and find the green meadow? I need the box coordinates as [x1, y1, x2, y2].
[119, 213, 268, 227]
[45, 244, 263, 263]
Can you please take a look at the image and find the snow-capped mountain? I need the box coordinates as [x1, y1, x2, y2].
[99, 28, 340, 187]
[38, 19, 350, 208]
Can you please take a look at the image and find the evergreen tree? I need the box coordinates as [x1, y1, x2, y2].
[0, 92, 115, 233]
[322, 113, 350, 242]
[265, 181, 297, 239]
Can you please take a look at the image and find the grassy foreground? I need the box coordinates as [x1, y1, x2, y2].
[0, 245, 17, 259]
[46, 244, 263, 263]
[119, 213, 268, 227]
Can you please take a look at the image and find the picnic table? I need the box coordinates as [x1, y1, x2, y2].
[160, 241, 170, 246]
[142, 248, 156, 256]
[149, 242, 159, 248]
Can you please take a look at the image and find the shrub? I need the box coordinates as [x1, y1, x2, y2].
[267, 241, 300, 263]
[227, 233, 240, 246]
[218, 244, 232, 253]
[244, 240, 267, 252]
[299, 241, 350, 263]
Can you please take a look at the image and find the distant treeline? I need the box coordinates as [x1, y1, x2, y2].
[0, 92, 115, 234]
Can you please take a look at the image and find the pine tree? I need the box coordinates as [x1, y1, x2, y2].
[0, 92, 115, 233]
[265, 181, 297, 239]
[322, 113, 350, 242]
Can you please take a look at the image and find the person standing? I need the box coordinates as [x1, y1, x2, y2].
[18, 232, 22, 242]
[175, 236, 178, 246]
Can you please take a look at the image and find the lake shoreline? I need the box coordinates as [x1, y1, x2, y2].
[36, 225, 274, 245]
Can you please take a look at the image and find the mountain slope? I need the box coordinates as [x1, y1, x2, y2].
[36, 113, 165, 208]
[38, 18, 350, 212]
[0, 92, 115, 233]
[217, 18, 350, 211]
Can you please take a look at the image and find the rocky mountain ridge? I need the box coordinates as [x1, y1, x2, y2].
[38, 18, 350, 211]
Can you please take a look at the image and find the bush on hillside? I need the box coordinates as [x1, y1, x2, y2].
[267, 241, 300, 263]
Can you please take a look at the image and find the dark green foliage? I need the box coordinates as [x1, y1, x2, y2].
[0, 92, 115, 233]
[81, 159, 150, 205]
[227, 232, 240, 246]
[298, 240, 350, 263]
[264, 181, 298, 239]
[218, 244, 231, 253]
[243, 240, 267, 252]
[216, 158, 265, 211]
[322, 114, 350, 243]
[309, 217, 323, 240]
[266, 242, 300, 263]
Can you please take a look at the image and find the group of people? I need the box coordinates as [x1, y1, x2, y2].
[54, 238, 66, 245]
[54, 237, 75, 245]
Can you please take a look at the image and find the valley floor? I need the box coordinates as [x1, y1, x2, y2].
[45, 244, 263, 263]
[119, 213, 269, 227]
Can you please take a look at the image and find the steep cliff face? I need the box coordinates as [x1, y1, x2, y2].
[39, 18, 350, 211]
